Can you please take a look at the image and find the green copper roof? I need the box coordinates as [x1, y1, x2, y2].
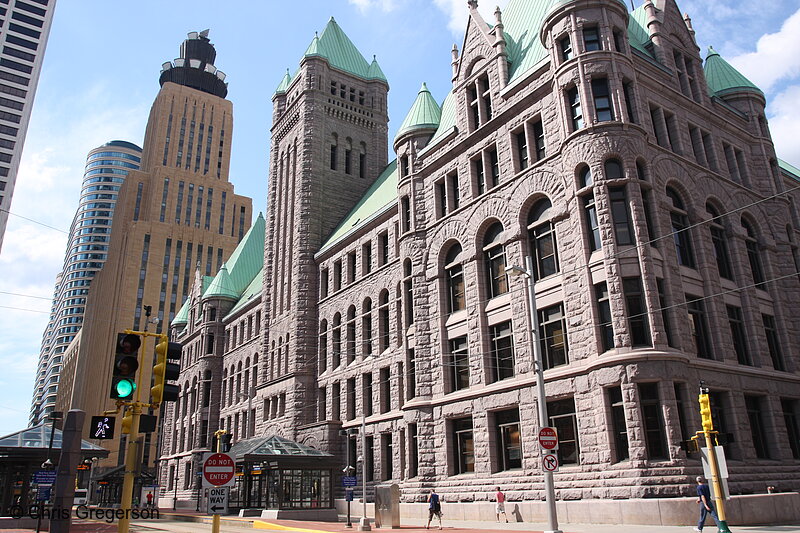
[501, 0, 559, 81]
[304, 18, 387, 83]
[627, 5, 654, 57]
[395, 83, 442, 141]
[319, 159, 398, 253]
[704, 46, 763, 97]
[420, 91, 456, 155]
[222, 212, 265, 295]
[779, 159, 800, 182]
[172, 298, 190, 325]
[204, 265, 238, 300]
[274, 69, 292, 95]
[225, 266, 263, 318]
[172, 276, 214, 326]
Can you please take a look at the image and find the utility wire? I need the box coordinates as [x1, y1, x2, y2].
[0, 207, 69, 234]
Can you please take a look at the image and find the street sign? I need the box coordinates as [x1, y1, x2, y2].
[700, 446, 730, 500]
[37, 486, 51, 501]
[202, 452, 235, 488]
[538, 427, 558, 450]
[33, 470, 57, 485]
[542, 453, 559, 472]
[207, 486, 229, 515]
[90, 416, 115, 440]
[345, 488, 354, 501]
[342, 476, 358, 487]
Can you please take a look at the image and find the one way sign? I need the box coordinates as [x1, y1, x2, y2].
[207, 486, 229, 515]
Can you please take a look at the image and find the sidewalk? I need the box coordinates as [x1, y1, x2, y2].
[159, 509, 800, 533]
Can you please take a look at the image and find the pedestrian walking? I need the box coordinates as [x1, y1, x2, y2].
[694, 476, 720, 531]
[146, 491, 153, 509]
[426, 489, 442, 530]
[495, 487, 508, 523]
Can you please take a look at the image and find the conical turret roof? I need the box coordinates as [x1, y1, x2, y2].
[203, 264, 237, 300]
[274, 69, 293, 96]
[303, 18, 387, 83]
[395, 83, 441, 141]
[704, 46, 763, 97]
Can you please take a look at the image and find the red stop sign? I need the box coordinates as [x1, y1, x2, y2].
[203, 453, 235, 487]
[539, 427, 558, 450]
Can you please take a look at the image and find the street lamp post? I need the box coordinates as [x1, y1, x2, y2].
[507, 257, 561, 533]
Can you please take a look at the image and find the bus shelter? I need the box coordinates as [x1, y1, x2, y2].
[228, 435, 336, 515]
[0, 424, 109, 516]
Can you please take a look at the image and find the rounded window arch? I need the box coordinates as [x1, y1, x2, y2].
[483, 222, 508, 298]
[444, 242, 465, 313]
[346, 305, 357, 363]
[742, 216, 766, 286]
[706, 201, 733, 280]
[667, 186, 694, 267]
[319, 319, 328, 373]
[332, 313, 342, 367]
[578, 165, 593, 188]
[362, 298, 373, 356]
[604, 158, 624, 180]
[636, 160, 648, 181]
[378, 289, 390, 352]
[527, 198, 559, 280]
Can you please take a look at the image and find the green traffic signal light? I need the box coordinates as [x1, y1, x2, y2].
[115, 379, 136, 399]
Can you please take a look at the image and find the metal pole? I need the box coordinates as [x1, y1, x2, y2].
[212, 432, 222, 533]
[524, 256, 561, 533]
[37, 412, 60, 533]
[118, 404, 141, 533]
[346, 433, 352, 528]
[358, 416, 371, 531]
[703, 432, 731, 532]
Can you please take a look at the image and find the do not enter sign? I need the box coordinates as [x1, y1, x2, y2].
[538, 427, 559, 450]
[202, 452, 235, 488]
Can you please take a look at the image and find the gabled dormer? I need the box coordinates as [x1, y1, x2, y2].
[452, 2, 510, 134]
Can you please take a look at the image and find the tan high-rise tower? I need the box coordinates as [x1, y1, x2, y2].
[56, 31, 252, 477]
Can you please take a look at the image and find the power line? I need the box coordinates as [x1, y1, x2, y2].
[0, 290, 53, 301]
[0, 207, 69, 234]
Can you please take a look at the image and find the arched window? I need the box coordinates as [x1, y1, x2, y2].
[362, 299, 373, 356]
[403, 259, 414, 327]
[667, 187, 694, 267]
[527, 199, 559, 280]
[444, 243, 465, 313]
[707, 203, 733, 280]
[346, 306, 357, 364]
[319, 319, 328, 373]
[604, 158, 624, 180]
[332, 314, 342, 368]
[742, 218, 765, 286]
[221, 369, 227, 408]
[579, 165, 592, 188]
[252, 354, 258, 388]
[236, 362, 242, 398]
[378, 291, 390, 352]
[483, 223, 508, 298]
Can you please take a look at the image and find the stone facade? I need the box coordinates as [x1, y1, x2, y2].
[162, 0, 800, 524]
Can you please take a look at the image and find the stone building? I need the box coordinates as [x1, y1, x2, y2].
[162, 0, 800, 524]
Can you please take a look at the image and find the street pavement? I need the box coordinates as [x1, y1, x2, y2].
[7, 512, 800, 532]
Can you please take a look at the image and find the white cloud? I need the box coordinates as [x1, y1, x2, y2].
[348, 0, 396, 13]
[767, 84, 800, 165]
[729, 8, 800, 91]
[0, 80, 148, 433]
[433, 0, 510, 36]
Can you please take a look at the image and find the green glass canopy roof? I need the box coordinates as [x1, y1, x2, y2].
[228, 435, 333, 462]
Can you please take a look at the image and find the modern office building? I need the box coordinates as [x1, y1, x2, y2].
[30, 140, 142, 426]
[0, 0, 58, 252]
[161, 0, 800, 525]
[54, 30, 252, 491]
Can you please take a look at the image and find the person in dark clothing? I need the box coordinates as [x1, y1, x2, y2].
[426, 489, 442, 530]
[694, 476, 720, 531]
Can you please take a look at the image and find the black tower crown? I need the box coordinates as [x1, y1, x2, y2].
[159, 29, 228, 98]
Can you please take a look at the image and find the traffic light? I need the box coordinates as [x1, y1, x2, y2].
[121, 408, 134, 434]
[221, 432, 232, 452]
[699, 393, 713, 432]
[110, 333, 141, 400]
[151, 336, 182, 405]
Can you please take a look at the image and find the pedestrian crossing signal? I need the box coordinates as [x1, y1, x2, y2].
[89, 415, 115, 440]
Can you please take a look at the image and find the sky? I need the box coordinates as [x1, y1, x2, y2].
[0, 0, 798, 436]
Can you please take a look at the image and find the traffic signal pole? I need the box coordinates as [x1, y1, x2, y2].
[212, 430, 225, 533]
[698, 387, 732, 533]
[118, 402, 141, 533]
